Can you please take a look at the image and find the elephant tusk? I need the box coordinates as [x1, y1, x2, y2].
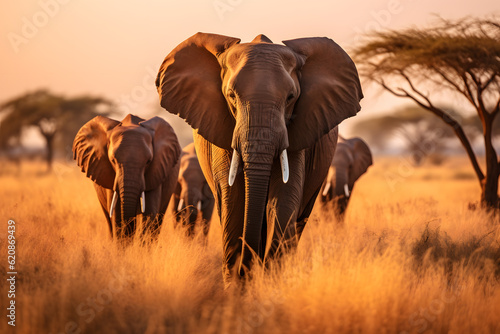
[322, 182, 331, 197]
[280, 149, 289, 184]
[344, 184, 350, 197]
[197, 200, 202, 211]
[109, 191, 118, 218]
[177, 198, 184, 212]
[228, 149, 240, 186]
[140, 191, 146, 213]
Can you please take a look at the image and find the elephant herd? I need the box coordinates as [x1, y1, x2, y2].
[73, 33, 372, 285]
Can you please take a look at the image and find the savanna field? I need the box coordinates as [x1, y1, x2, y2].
[1, 156, 499, 334]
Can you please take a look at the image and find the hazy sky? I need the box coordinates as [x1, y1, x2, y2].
[1, 0, 499, 140]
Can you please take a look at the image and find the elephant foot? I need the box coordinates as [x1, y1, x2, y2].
[115, 218, 137, 240]
[222, 254, 256, 290]
[222, 263, 238, 290]
[142, 216, 163, 239]
[264, 222, 301, 263]
[115, 235, 135, 248]
[222, 271, 250, 292]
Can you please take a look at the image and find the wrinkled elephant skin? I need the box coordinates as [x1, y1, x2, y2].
[156, 33, 363, 283]
[73, 114, 181, 240]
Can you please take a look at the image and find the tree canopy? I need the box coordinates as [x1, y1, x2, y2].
[353, 16, 500, 208]
[355, 17, 500, 109]
[0, 90, 115, 170]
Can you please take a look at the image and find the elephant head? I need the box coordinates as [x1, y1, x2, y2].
[321, 136, 372, 219]
[156, 33, 362, 274]
[173, 143, 214, 236]
[73, 114, 181, 237]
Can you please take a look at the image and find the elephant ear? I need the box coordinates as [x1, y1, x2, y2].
[140, 116, 181, 190]
[73, 116, 119, 189]
[283, 37, 363, 151]
[349, 138, 373, 187]
[156, 32, 241, 150]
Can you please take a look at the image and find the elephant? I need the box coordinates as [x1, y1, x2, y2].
[73, 114, 181, 239]
[168, 143, 215, 237]
[155, 32, 362, 283]
[319, 136, 372, 221]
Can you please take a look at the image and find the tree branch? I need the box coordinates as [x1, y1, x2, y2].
[492, 98, 500, 118]
[399, 70, 438, 108]
[431, 66, 469, 99]
[461, 73, 480, 111]
[471, 70, 489, 116]
[377, 78, 485, 183]
[482, 73, 497, 91]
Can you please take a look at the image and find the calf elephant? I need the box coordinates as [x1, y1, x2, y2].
[73, 114, 181, 239]
[169, 143, 215, 237]
[319, 136, 373, 220]
[156, 33, 362, 283]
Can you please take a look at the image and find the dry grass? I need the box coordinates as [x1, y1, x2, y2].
[1, 157, 499, 334]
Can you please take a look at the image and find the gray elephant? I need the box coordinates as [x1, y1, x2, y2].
[169, 143, 215, 237]
[319, 136, 372, 220]
[73, 114, 181, 239]
[156, 33, 362, 283]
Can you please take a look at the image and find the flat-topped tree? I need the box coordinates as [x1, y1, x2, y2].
[353, 17, 500, 209]
[0, 90, 115, 172]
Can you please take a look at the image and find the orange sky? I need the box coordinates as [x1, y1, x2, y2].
[1, 0, 499, 141]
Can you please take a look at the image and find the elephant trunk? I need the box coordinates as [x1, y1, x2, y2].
[333, 165, 350, 218]
[334, 166, 350, 197]
[238, 141, 275, 277]
[177, 190, 199, 236]
[118, 173, 143, 238]
[233, 104, 289, 277]
[187, 192, 201, 225]
[187, 206, 198, 236]
[185, 196, 199, 236]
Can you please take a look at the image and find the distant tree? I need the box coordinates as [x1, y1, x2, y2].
[0, 90, 114, 171]
[56, 96, 116, 160]
[353, 17, 500, 209]
[351, 106, 477, 165]
[397, 121, 448, 166]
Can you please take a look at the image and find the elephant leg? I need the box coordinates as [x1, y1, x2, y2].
[201, 198, 214, 237]
[92, 184, 128, 240]
[168, 193, 183, 229]
[183, 207, 197, 237]
[202, 219, 210, 237]
[142, 186, 164, 239]
[200, 214, 210, 237]
[265, 129, 337, 257]
[142, 161, 180, 240]
[111, 198, 123, 240]
[159, 160, 180, 216]
[219, 179, 246, 285]
[265, 149, 305, 262]
[194, 133, 245, 286]
[93, 184, 114, 238]
[295, 187, 321, 242]
[296, 128, 338, 238]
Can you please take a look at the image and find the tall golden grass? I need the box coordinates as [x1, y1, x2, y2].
[1, 157, 499, 334]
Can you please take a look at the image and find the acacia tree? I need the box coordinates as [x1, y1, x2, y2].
[353, 17, 500, 209]
[0, 90, 114, 171]
[351, 106, 465, 164]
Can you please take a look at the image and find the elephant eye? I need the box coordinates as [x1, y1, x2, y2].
[286, 93, 295, 104]
[228, 90, 236, 100]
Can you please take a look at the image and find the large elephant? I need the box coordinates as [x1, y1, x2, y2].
[319, 136, 372, 220]
[169, 143, 215, 237]
[156, 33, 362, 282]
[73, 114, 181, 239]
